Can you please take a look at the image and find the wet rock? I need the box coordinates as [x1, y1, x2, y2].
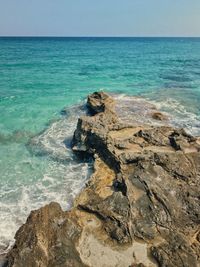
[0, 254, 8, 267]
[7, 92, 200, 267]
[87, 91, 115, 114]
[151, 112, 168, 121]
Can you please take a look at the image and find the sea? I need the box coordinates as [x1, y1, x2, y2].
[0, 37, 200, 253]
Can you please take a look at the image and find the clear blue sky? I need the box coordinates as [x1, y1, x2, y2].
[0, 0, 200, 37]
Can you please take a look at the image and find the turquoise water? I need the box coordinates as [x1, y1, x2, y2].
[0, 37, 200, 252]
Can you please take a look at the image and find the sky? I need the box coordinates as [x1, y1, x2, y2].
[0, 0, 200, 37]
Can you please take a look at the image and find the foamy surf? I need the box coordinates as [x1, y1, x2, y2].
[113, 93, 200, 136]
[0, 160, 92, 254]
[113, 94, 167, 126]
[0, 103, 93, 255]
[28, 103, 87, 161]
[148, 97, 200, 136]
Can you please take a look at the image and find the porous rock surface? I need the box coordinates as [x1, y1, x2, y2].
[6, 92, 200, 267]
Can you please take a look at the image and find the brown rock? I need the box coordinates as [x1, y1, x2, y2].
[151, 111, 168, 121]
[87, 91, 115, 114]
[6, 92, 200, 267]
[6, 202, 86, 267]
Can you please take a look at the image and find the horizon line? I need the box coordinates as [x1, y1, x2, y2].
[0, 35, 200, 38]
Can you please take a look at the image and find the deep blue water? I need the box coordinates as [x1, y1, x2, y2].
[0, 37, 200, 252]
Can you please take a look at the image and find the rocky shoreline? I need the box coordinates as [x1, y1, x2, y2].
[4, 92, 200, 267]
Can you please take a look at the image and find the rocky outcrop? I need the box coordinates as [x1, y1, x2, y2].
[151, 112, 168, 121]
[6, 92, 200, 267]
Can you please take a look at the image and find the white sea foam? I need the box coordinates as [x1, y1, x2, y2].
[0, 158, 92, 254]
[0, 102, 93, 254]
[29, 103, 87, 161]
[148, 97, 200, 136]
[114, 93, 200, 136]
[113, 94, 167, 127]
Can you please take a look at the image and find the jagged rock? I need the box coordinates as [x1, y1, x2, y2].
[151, 112, 168, 121]
[6, 203, 86, 267]
[87, 91, 115, 114]
[6, 92, 200, 267]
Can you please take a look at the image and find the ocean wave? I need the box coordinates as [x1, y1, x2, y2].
[113, 93, 168, 127]
[0, 102, 93, 255]
[0, 159, 92, 254]
[147, 97, 200, 136]
[113, 93, 200, 136]
[27, 103, 87, 161]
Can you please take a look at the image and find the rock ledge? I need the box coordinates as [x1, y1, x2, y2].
[6, 92, 200, 267]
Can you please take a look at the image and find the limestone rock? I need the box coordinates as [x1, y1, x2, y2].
[6, 92, 200, 267]
[151, 112, 168, 121]
[87, 91, 115, 114]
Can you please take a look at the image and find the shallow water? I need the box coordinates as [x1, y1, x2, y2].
[0, 37, 200, 252]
